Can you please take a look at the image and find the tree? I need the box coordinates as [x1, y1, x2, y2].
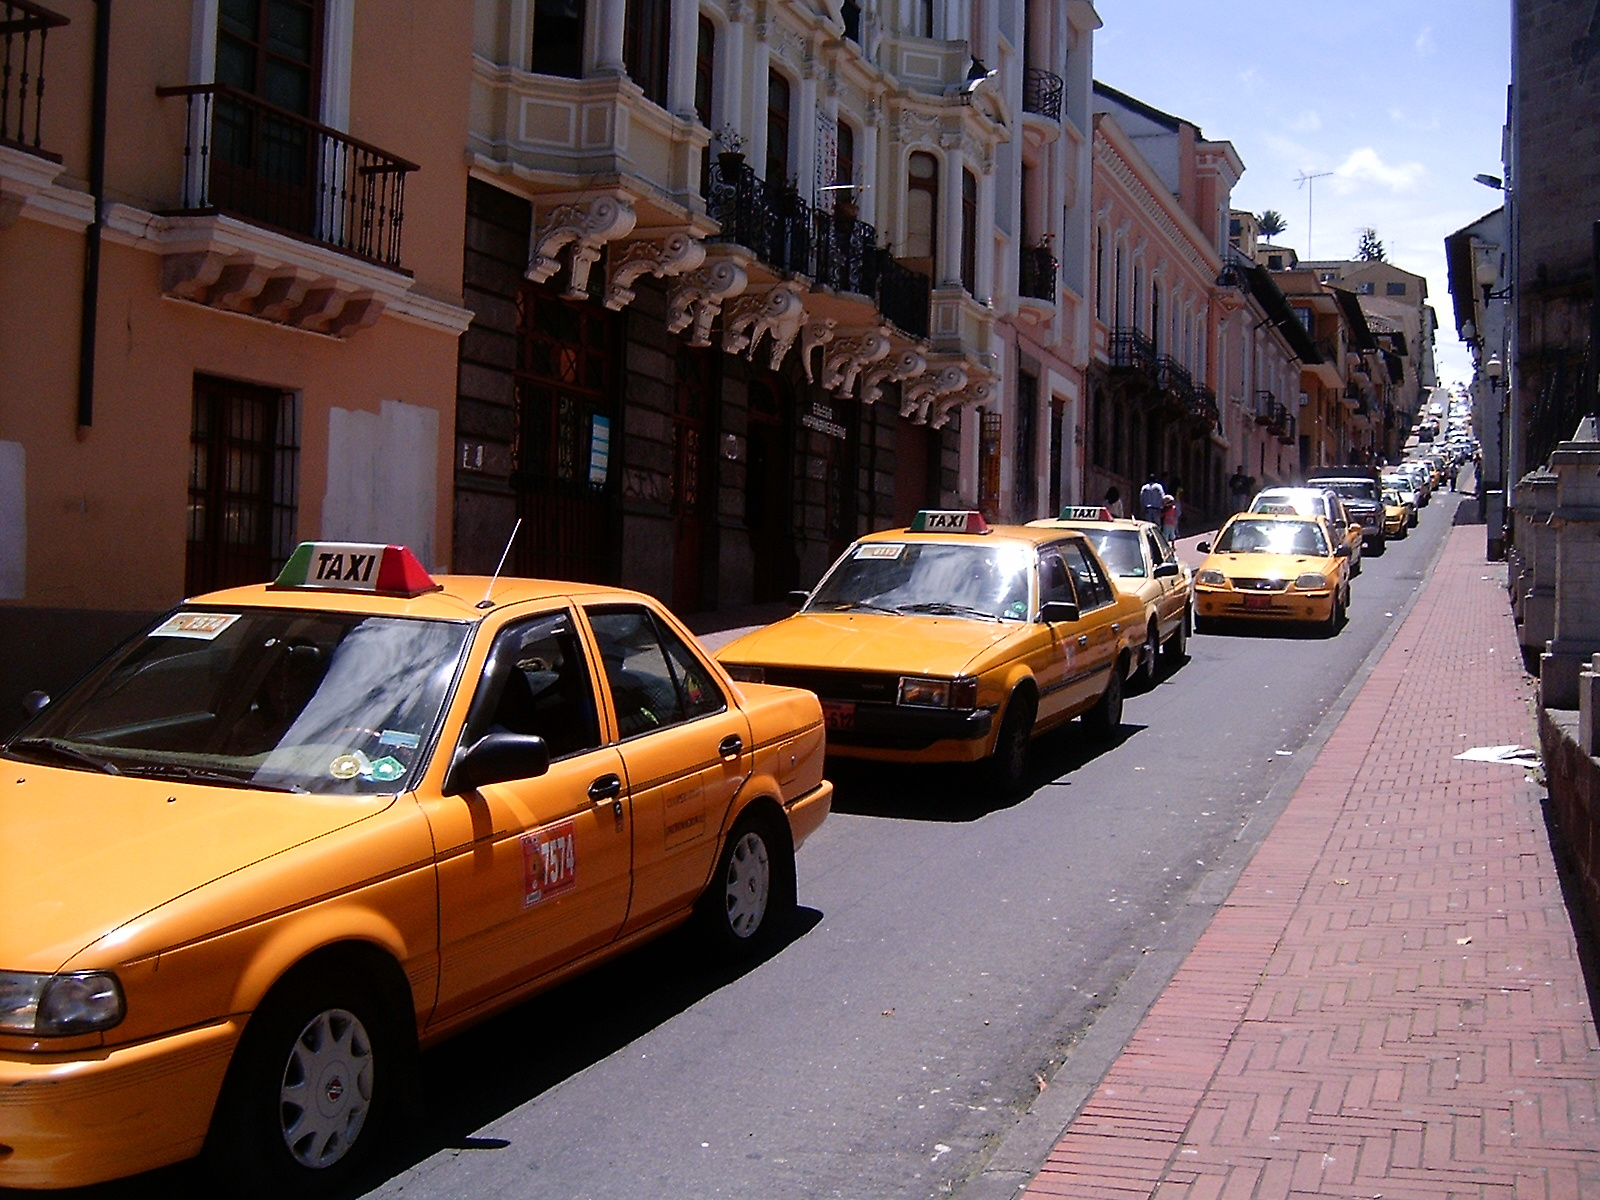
[1356, 227, 1387, 261]
[1257, 210, 1287, 241]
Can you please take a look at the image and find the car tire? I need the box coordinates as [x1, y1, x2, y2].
[1320, 598, 1341, 638]
[1370, 534, 1386, 556]
[984, 689, 1036, 793]
[697, 809, 795, 958]
[1136, 621, 1159, 690]
[1082, 663, 1124, 742]
[1162, 607, 1189, 669]
[1193, 613, 1216, 636]
[204, 966, 408, 1200]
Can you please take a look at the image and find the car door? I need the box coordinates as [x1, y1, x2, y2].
[1030, 544, 1079, 726]
[1056, 538, 1121, 712]
[424, 607, 633, 1028]
[583, 603, 751, 935]
[1145, 527, 1186, 640]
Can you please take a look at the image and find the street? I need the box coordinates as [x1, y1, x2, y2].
[13, 497, 1464, 1200]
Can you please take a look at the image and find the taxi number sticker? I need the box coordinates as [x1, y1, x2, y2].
[151, 612, 241, 640]
[854, 543, 905, 560]
[522, 819, 577, 907]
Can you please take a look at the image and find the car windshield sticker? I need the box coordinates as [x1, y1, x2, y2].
[329, 750, 371, 781]
[379, 729, 421, 749]
[368, 756, 406, 783]
[523, 819, 578, 907]
[150, 613, 241, 640]
[854, 543, 905, 560]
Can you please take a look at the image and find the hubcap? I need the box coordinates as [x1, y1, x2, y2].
[723, 831, 771, 938]
[279, 1008, 374, 1169]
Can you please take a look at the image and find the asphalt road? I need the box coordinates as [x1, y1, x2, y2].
[23, 495, 1466, 1200]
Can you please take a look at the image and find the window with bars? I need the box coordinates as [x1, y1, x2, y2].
[1015, 371, 1038, 518]
[187, 375, 299, 594]
[979, 409, 1002, 516]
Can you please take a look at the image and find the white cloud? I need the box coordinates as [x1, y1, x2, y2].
[1289, 110, 1322, 133]
[1237, 67, 1261, 91]
[1416, 26, 1435, 56]
[1333, 147, 1427, 192]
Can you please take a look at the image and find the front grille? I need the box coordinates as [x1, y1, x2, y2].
[762, 668, 899, 704]
[1232, 577, 1288, 592]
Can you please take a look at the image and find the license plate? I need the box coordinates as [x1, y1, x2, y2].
[1243, 595, 1274, 610]
[821, 701, 856, 732]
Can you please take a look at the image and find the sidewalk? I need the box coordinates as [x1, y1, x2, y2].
[1020, 520, 1600, 1199]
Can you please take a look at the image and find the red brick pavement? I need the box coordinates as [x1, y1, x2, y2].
[1023, 524, 1600, 1200]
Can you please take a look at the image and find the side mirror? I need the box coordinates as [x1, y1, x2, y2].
[447, 732, 551, 794]
[1195, 541, 1212, 554]
[1153, 561, 1180, 578]
[1038, 600, 1080, 624]
[20, 690, 50, 718]
[786, 589, 810, 608]
[1334, 544, 1352, 558]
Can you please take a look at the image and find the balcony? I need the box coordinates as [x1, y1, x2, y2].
[1018, 244, 1058, 302]
[813, 209, 880, 298]
[1187, 386, 1220, 433]
[1109, 327, 1157, 377]
[158, 84, 416, 269]
[1, 1, 67, 159]
[1154, 355, 1194, 412]
[707, 155, 814, 276]
[1021, 67, 1064, 123]
[1254, 389, 1277, 425]
[878, 255, 931, 340]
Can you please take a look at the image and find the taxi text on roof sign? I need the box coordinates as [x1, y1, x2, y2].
[1058, 506, 1115, 521]
[908, 510, 990, 534]
[272, 542, 440, 598]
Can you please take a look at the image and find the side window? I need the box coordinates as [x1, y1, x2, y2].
[587, 606, 727, 737]
[1060, 541, 1113, 610]
[1145, 530, 1168, 566]
[473, 611, 602, 760]
[1038, 548, 1076, 607]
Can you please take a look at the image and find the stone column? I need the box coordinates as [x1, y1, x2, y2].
[1540, 417, 1600, 708]
[594, 0, 627, 74]
[1516, 468, 1557, 671]
[667, 0, 699, 117]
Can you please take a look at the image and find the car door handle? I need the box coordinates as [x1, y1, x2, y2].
[718, 734, 743, 760]
[1077, 635, 1089, 648]
[1111, 622, 1121, 633]
[588, 774, 622, 803]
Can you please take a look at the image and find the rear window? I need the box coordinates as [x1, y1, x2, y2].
[1319, 479, 1379, 502]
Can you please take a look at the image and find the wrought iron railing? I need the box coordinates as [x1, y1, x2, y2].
[1109, 327, 1157, 376]
[1254, 389, 1277, 425]
[706, 155, 812, 275]
[0, 1, 68, 160]
[878, 254, 930, 339]
[1155, 355, 1194, 405]
[1276, 406, 1296, 444]
[156, 82, 418, 269]
[813, 210, 880, 297]
[1021, 66, 1064, 122]
[1018, 244, 1057, 301]
[1267, 401, 1289, 435]
[1188, 386, 1219, 430]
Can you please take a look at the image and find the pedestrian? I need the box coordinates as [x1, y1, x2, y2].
[1103, 485, 1124, 518]
[1160, 492, 1180, 543]
[1228, 464, 1252, 513]
[1138, 473, 1166, 524]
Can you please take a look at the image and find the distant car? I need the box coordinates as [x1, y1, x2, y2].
[1380, 474, 1420, 526]
[1027, 507, 1193, 687]
[1304, 470, 1386, 553]
[1192, 513, 1353, 636]
[1396, 462, 1433, 503]
[0, 543, 832, 1193]
[716, 510, 1148, 791]
[1380, 488, 1409, 538]
[1249, 487, 1364, 573]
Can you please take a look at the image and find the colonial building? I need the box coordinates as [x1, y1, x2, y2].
[0, 0, 474, 716]
[1444, 205, 1509, 554]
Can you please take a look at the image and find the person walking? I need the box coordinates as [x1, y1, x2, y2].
[1103, 485, 1125, 518]
[1138, 473, 1166, 525]
[1228, 465, 1253, 513]
[1160, 492, 1180, 543]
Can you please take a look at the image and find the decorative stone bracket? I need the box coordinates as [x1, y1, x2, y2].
[931, 375, 999, 429]
[722, 282, 810, 369]
[528, 195, 637, 298]
[604, 232, 706, 311]
[820, 327, 893, 397]
[861, 346, 928, 407]
[901, 362, 969, 425]
[161, 251, 384, 337]
[666, 258, 748, 347]
[799, 319, 838, 383]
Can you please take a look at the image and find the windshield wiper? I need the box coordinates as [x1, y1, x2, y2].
[894, 602, 1002, 621]
[817, 600, 900, 615]
[7, 737, 122, 774]
[118, 762, 291, 790]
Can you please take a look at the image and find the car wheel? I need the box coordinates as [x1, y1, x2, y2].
[1136, 621, 1159, 689]
[984, 689, 1036, 793]
[1193, 612, 1216, 636]
[205, 969, 405, 1200]
[698, 810, 794, 958]
[1370, 534, 1386, 556]
[1162, 606, 1189, 669]
[1320, 598, 1341, 638]
[1083, 663, 1124, 741]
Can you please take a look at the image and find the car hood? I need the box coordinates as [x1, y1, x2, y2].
[0, 764, 395, 972]
[1202, 552, 1333, 578]
[717, 611, 1021, 677]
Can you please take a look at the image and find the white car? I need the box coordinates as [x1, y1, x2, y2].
[1248, 487, 1363, 574]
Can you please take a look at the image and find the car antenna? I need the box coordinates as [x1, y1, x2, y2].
[478, 518, 522, 609]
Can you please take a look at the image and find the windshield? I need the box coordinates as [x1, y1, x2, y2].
[1084, 529, 1146, 578]
[806, 541, 1033, 621]
[5, 609, 472, 794]
[1215, 519, 1330, 557]
[1320, 479, 1379, 501]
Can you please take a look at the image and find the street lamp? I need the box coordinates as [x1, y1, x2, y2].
[1486, 354, 1504, 389]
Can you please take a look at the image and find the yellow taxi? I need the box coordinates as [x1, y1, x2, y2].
[1027, 506, 1193, 687]
[1192, 513, 1352, 635]
[1380, 488, 1409, 539]
[0, 543, 831, 1194]
[714, 510, 1148, 791]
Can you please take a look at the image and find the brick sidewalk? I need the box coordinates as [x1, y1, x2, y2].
[1023, 523, 1600, 1199]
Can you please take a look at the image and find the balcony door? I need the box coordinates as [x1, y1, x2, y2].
[213, 0, 324, 236]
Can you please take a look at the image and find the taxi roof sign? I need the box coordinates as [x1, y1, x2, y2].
[908, 510, 990, 534]
[273, 542, 441, 598]
[1058, 505, 1115, 521]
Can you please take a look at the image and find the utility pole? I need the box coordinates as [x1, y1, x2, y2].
[1294, 170, 1332, 258]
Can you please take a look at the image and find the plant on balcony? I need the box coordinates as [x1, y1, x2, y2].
[714, 124, 746, 164]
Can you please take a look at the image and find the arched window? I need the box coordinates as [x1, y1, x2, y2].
[766, 71, 792, 185]
[836, 120, 856, 192]
[904, 151, 939, 278]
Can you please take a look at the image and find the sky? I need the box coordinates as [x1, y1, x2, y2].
[1093, 0, 1511, 391]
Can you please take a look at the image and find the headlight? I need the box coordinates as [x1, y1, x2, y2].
[1196, 569, 1227, 587]
[0, 970, 125, 1035]
[898, 676, 950, 707]
[1294, 573, 1329, 590]
[724, 664, 765, 684]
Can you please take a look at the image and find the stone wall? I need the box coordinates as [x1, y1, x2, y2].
[1537, 706, 1600, 961]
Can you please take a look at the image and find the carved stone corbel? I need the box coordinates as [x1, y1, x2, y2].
[604, 232, 707, 311]
[821, 327, 892, 396]
[722, 282, 809, 369]
[666, 258, 748, 347]
[931, 376, 998, 429]
[528, 195, 638, 298]
[799, 319, 837, 383]
[161, 250, 230, 301]
[902, 363, 968, 425]
[860, 346, 928, 406]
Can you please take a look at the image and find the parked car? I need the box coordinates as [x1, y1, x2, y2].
[1249, 487, 1364, 573]
[1192, 513, 1353, 636]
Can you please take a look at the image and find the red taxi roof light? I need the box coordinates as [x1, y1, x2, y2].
[272, 542, 441, 598]
[1057, 505, 1115, 521]
[908, 510, 990, 534]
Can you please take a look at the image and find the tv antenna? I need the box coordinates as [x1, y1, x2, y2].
[1294, 169, 1333, 258]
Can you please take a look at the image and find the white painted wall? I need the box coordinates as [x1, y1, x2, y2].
[0, 442, 23, 600]
[321, 401, 439, 570]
